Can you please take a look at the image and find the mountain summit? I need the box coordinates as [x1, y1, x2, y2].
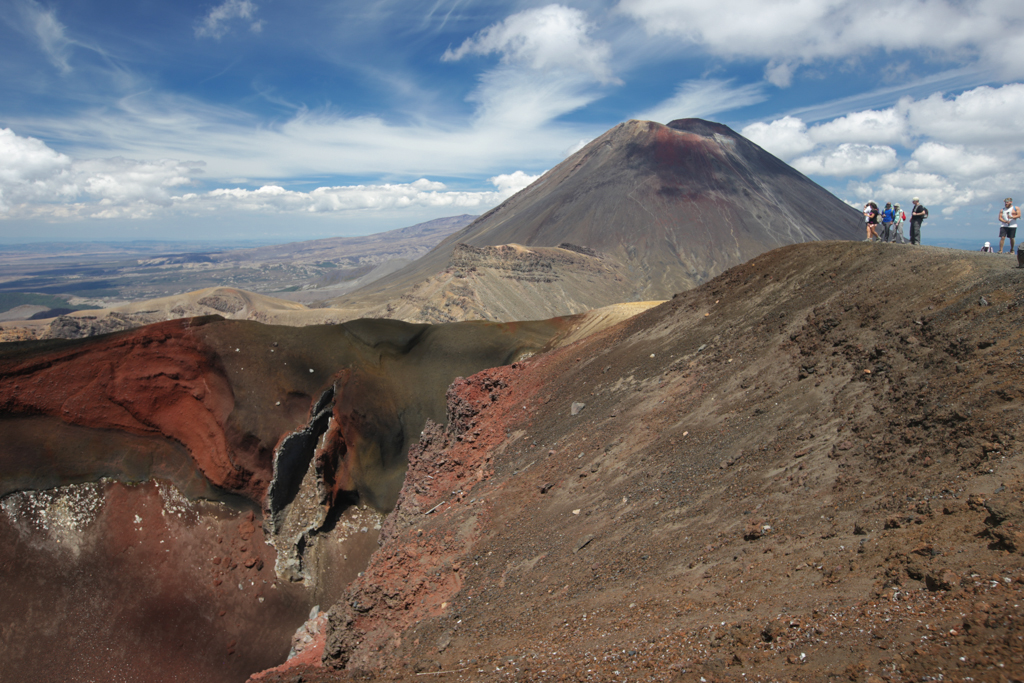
[331, 118, 861, 318]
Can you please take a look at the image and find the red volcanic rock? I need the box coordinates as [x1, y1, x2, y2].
[0, 479, 313, 683]
[321, 366, 523, 670]
[250, 611, 330, 682]
[0, 319, 258, 496]
[1, 314, 570, 513]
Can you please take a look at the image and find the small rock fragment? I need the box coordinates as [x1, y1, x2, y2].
[574, 535, 595, 553]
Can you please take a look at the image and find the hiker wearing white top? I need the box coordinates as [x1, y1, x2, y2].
[998, 197, 1020, 255]
[891, 203, 907, 244]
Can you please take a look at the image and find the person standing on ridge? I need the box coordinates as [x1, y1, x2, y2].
[880, 202, 895, 242]
[892, 203, 906, 243]
[909, 197, 928, 245]
[864, 201, 880, 241]
[998, 197, 1020, 254]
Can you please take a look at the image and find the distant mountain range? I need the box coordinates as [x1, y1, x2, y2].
[0, 215, 476, 309]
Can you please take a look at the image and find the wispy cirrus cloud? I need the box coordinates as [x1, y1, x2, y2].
[443, 4, 620, 129]
[195, 0, 264, 39]
[3, 90, 588, 182]
[632, 79, 767, 125]
[8, 0, 76, 73]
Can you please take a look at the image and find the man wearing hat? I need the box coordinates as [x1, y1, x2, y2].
[998, 197, 1020, 255]
[909, 197, 928, 245]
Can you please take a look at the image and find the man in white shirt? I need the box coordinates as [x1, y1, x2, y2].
[998, 197, 1020, 255]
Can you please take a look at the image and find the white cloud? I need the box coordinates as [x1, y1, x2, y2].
[488, 170, 542, 194]
[808, 109, 908, 146]
[468, 66, 604, 130]
[0, 127, 71, 182]
[743, 83, 1024, 215]
[184, 175, 532, 215]
[195, 0, 263, 39]
[0, 127, 539, 220]
[618, 0, 1024, 82]
[0, 128, 73, 212]
[442, 5, 616, 85]
[862, 170, 971, 209]
[764, 61, 794, 88]
[908, 142, 1004, 178]
[4, 90, 590, 184]
[1, 128, 202, 218]
[793, 144, 898, 177]
[633, 79, 766, 124]
[902, 84, 1024, 146]
[442, 5, 619, 129]
[740, 116, 814, 159]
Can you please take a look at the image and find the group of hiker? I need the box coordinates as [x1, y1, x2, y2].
[862, 198, 928, 245]
[863, 197, 1022, 264]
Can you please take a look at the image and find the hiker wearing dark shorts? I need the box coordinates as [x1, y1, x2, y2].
[998, 197, 1019, 255]
[910, 197, 927, 245]
[864, 201, 880, 241]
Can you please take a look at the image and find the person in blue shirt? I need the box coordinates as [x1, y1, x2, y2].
[880, 202, 895, 242]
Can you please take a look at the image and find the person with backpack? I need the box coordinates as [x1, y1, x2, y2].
[880, 202, 895, 242]
[910, 197, 928, 245]
[892, 203, 907, 243]
[864, 201, 880, 241]
[998, 197, 1020, 255]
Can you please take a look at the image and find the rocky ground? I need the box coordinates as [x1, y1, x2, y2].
[368, 244, 644, 324]
[254, 242, 1024, 682]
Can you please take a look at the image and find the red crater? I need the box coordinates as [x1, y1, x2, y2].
[0, 318, 259, 499]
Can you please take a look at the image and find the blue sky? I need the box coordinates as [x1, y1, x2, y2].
[1, 0, 1022, 243]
